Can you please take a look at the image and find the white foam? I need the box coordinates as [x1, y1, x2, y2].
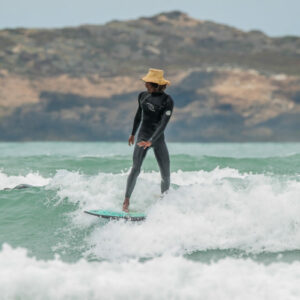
[0, 171, 50, 190]
[47, 168, 300, 259]
[1, 243, 300, 300]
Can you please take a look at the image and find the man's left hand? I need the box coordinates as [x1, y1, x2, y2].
[137, 141, 152, 149]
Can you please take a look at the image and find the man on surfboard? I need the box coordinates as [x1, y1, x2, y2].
[123, 68, 174, 212]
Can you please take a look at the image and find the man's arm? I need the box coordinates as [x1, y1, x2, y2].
[148, 97, 174, 143]
[131, 93, 143, 136]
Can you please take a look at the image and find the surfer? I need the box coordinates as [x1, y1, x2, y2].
[123, 68, 174, 212]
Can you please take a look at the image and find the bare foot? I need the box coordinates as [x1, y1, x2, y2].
[122, 198, 130, 213]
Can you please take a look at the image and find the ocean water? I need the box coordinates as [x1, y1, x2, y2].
[1, 142, 300, 299]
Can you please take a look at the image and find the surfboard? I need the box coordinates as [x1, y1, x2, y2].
[84, 209, 146, 221]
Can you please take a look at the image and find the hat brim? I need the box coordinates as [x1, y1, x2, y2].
[141, 76, 171, 85]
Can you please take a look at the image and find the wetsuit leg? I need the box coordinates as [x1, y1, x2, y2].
[153, 139, 170, 194]
[125, 143, 149, 198]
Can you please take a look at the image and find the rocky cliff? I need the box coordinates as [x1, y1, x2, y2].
[0, 11, 300, 141]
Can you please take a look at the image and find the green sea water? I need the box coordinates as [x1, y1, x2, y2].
[1, 142, 300, 299]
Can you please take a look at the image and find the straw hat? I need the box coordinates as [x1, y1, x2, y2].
[141, 68, 171, 85]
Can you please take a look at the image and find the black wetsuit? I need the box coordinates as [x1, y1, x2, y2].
[125, 91, 174, 198]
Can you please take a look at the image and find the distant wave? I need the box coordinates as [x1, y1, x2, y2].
[0, 171, 50, 190]
[1, 152, 300, 176]
[170, 153, 300, 175]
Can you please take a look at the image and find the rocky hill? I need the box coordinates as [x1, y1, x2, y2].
[0, 11, 300, 141]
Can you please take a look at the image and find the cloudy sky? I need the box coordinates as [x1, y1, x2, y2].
[1, 0, 299, 37]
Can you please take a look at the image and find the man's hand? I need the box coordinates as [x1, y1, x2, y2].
[137, 140, 152, 149]
[128, 135, 135, 146]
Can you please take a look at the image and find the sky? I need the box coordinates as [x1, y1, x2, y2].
[0, 0, 299, 37]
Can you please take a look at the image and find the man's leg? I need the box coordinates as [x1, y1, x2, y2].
[123, 142, 149, 211]
[153, 139, 170, 195]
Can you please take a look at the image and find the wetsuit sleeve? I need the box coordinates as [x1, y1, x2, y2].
[131, 92, 143, 136]
[149, 97, 174, 143]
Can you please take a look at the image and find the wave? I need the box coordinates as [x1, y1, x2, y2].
[2, 167, 300, 260]
[0, 171, 50, 190]
[1, 243, 300, 300]
[44, 168, 300, 260]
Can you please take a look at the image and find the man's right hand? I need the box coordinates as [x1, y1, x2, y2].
[128, 135, 135, 146]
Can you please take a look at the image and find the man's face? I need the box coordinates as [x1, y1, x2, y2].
[145, 82, 156, 93]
